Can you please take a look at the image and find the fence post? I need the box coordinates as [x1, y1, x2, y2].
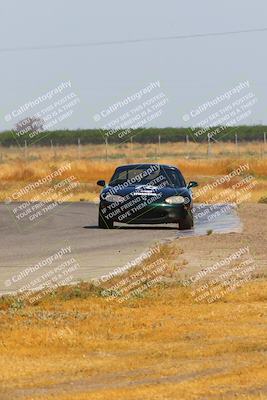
[186, 134, 189, 158]
[78, 138, 81, 160]
[50, 139, 53, 156]
[24, 140, 27, 160]
[105, 137, 108, 161]
[207, 135, 211, 157]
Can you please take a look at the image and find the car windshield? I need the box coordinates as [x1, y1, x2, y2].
[109, 166, 185, 188]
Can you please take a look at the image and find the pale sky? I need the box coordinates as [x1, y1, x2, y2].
[0, 0, 266, 131]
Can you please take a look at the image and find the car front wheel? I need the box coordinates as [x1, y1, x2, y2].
[178, 210, 193, 230]
[98, 208, 114, 229]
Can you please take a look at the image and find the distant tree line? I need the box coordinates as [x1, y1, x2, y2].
[0, 126, 266, 147]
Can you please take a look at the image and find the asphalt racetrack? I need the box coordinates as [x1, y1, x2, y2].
[0, 202, 241, 294]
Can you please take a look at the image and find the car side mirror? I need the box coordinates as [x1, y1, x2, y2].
[187, 181, 198, 189]
[97, 180, 105, 187]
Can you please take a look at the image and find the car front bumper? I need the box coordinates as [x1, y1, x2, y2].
[100, 201, 189, 224]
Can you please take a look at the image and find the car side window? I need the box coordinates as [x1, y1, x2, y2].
[117, 171, 127, 180]
[165, 170, 185, 187]
[110, 170, 127, 185]
[169, 172, 179, 186]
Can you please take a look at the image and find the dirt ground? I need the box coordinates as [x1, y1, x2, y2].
[179, 203, 267, 278]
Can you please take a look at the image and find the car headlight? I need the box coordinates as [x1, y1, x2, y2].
[165, 195, 185, 204]
[104, 194, 124, 203]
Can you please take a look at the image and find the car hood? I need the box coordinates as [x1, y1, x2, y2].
[101, 185, 191, 202]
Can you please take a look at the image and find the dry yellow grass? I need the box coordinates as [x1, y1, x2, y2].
[0, 142, 266, 203]
[0, 277, 266, 400]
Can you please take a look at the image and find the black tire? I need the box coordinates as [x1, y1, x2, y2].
[98, 208, 114, 229]
[178, 210, 194, 230]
